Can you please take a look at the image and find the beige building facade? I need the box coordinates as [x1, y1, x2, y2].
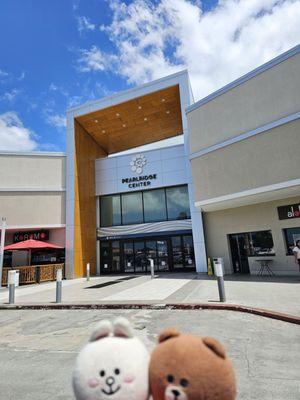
[0, 151, 66, 267]
[1, 45, 299, 278]
[187, 45, 300, 275]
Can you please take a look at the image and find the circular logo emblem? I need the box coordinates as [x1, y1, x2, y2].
[130, 154, 147, 175]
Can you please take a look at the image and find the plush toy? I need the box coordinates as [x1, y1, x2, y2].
[149, 328, 236, 400]
[72, 317, 150, 400]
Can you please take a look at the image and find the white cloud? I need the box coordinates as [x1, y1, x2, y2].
[49, 82, 59, 91]
[78, 45, 118, 72]
[0, 89, 20, 102]
[77, 16, 96, 33]
[0, 69, 9, 77]
[18, 71, 26, 81]
[0, 112, 38, 151]
[78, 0, 300, 99]
[46, 113, 67, 129]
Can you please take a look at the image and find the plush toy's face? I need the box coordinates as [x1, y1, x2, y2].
[73, 318, 150, 400]
[149, 329, 236, 400]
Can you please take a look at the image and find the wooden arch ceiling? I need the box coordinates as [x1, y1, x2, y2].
[75, 85, 183, 154]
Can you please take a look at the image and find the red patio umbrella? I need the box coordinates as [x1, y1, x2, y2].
[4, 239, 63, 265]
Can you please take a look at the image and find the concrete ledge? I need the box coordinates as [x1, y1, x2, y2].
[0, 303, 299, 325]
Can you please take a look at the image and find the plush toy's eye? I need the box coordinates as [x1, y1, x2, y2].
[114, 368, 120, 375]
[180, 378, 189, 387]
[167, 375, 174, 383]
[100, 370, 105, 377]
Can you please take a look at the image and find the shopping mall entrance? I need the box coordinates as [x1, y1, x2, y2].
[99, 233, 195, 274]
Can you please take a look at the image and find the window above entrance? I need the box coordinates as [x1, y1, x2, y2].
[99, 185, 190, 227]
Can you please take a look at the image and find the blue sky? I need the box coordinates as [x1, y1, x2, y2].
[0, 0, 299, 152]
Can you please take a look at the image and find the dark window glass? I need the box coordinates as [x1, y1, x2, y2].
[121, 192, 143, 224]
[100, 185, 190, 226]
[100, 195, 121, 227]
[166, 186, 190, 220]
[249, 230, 275, 256]
[283, 227, 300, 255]
[3, 251, 12, 267]
[143, 189, 167, 222]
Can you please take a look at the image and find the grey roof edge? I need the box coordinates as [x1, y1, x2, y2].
[186, 44, 300, 114]
[67, 69, 189, 113]
[0, 151, 66, 157]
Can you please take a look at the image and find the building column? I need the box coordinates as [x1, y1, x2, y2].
[179, 76, 207, 273]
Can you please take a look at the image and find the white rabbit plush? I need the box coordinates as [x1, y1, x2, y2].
[72, 317, 150, 400]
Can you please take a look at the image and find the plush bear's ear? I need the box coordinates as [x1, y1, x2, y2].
[90, 320, 113, 342]
[158, 328, 180, 343]
[113, 317, 134, 338]
[202, 337, 226, 359]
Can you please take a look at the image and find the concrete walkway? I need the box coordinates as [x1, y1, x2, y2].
[1, 273, 299, 316]
[0, 309, 299, 400]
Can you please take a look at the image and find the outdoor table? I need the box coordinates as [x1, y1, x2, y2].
[255, 259, 275, 276]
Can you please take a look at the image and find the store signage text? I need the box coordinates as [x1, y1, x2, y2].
[277, 203, 300, 220]
[13, 230, 49, 243]
[122, 174, 157, 189]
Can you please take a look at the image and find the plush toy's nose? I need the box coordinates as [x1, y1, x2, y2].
[106, 376, 115, 386]
[172, 389, 180, 397]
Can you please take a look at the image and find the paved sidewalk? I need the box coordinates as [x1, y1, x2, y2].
[0, 309, 299, 400]
[1, 273, 299, 316]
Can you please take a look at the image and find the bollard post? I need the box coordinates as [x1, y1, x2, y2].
[86, 263, 90, 281]
[56, 268, 62, 303]
[8, 270, 16, 304]
[150, 258, 155, 279]
[213, 259, 226, 302]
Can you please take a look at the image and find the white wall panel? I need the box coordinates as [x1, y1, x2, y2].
[162, 156, 185, 173]
[95, 144, 187, 196]
[162, 169, 187, 187]
[95, 157, 117, 171]
[95, 180, 118, 195]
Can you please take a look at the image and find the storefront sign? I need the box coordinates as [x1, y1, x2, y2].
[13, 230, 49, 243]
[277, 203, 300, 220]
[122, 174, 157, 189]
[121, 153, 158, 189]
[119, 153, 158, 189]
[130, 154, 147, 175]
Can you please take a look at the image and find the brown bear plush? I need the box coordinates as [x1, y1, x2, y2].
[149, 328, 236, 400]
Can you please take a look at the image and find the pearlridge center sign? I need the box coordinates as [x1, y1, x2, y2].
[122, 174, 157, 189]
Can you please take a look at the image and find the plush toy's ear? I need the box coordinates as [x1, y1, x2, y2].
[158, 328, 180, 343]
[202, 337, 226, 359]
[113, 317, 134, 338]
[90, 320, 113, 342]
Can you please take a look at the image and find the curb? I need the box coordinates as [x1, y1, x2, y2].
[0, 303, 299, 325]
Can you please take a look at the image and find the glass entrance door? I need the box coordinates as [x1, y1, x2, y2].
[124, 241, 134, 273]
[183, 235, 195, 268]
[229, 234, 250, 273]
[134, 241, 147, 273]
[145, 240, 158, 272]
[157, 239, 169, 271]
[100, 241, 111, 273]
[100, 241, 121, 273]
[99, 233, 195, 274]
[111, 241, 121, 273]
